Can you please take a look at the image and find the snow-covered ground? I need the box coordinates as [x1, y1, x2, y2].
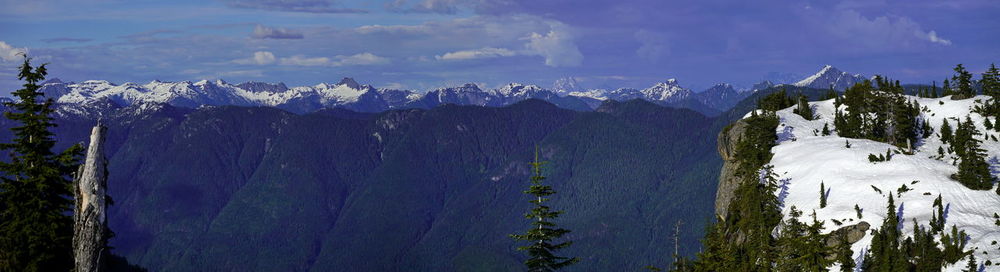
[763, 95, 1000, 271]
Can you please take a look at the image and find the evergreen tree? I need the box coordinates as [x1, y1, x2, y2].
[950, 116, 995, 190]
[510, 147, 578, 271]
[941, 119, 953, 143]
[819, 181, 827, 208]
[951, 64, 975, 98]
[775, 208, 832, 272]
[835, 232, 854, 272]
[942, 79, 953, 97]
[863, 195, 908, 272]
[963, 255, 977, 272]
[981, 63, 1000, 98]
[0, 57, 83, 271]
[822, 123, 831, 136]
[931, 81, 939, 98]
[796, 95, 814, 120]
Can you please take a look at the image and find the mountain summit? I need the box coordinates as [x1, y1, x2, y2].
[793, 65, 866, 90]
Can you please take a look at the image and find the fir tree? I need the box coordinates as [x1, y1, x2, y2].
[822, 123, 831, 136]
[819, 181, 827, 208]
[981, 63, 1000, 98]
[963, 255, 977, 272]
[951, 64, 975, 99]
[862, 195, 908, 271]
[510, 147, 578, 271]
[943, 79, 953, 97]
[796, 95, 814, 120]
[941, 119, 953, 143]
[0, 57, 83, 271]
[835, 231, 854, 272]
[950, 116, 995, 190]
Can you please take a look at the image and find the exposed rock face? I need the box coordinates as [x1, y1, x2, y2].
[825, 221, 870, 260]
[74, 123, 109, 272]
[825, 221, 870, 247]
[715, 119, 749, 220]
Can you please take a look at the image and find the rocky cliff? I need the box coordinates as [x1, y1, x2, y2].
[714, 119, 747, 220]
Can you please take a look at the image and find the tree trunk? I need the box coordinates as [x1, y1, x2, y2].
[74, 123, 109, 272]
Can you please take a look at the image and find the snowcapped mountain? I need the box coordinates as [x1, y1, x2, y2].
[793, 65, 866, 90]
[641, 78, 693, 103]
[38, 76, 726, 115]
[552, 77, 583, 95]
[765, 95, 1000, 271]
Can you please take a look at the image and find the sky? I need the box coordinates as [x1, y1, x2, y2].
[0, 0, 998, 93]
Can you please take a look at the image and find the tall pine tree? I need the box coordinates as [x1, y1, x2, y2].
[0, 57, 83, 271]
[510, 147, 578, 271]
[951, 64, 975, 99]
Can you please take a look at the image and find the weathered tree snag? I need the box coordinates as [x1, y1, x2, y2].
[74, 123, 109, 272]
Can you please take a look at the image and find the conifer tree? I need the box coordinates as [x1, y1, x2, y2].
[863, 195, 908, 271]
[510, 147, 578, 271]
[796, 95, 813, 120]
[941, 119, 954, 143]
[963, 255, 977, 272]
[819, 181, 827, 209]
[822, 123, 831, 136]
[0, 57, 83, 271]
[951, 116, 995, 190]
[981, 63, 1000, 98]
[952, 64, 975, 98]
[835, 232, 854, 272]
[943, 79, 953, 97]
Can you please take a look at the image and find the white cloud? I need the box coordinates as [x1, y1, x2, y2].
[235, 51, 387, 67]
[277, 52, 389, 66]
[234, 51, 277, 65]
[523, 24, 583, 67]
[436, 47, 516, 60]
[828, 9, 952, 49]
[926, 30, 952, 46]
[279, 55, 332, 66]
[0, 41, 28, 62]
[335, 52, 390, 66]
[252, 25, 304, 39]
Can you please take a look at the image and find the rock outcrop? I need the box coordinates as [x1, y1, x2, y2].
[74, 123, 110, 272]
[715, 119, 748, 220]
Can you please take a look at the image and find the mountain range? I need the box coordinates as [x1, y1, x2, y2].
[37, 65, 863, 117]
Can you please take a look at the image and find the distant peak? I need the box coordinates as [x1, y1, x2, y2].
[43, 78, 64, 85]
[461, 83, 480, 89]
[665, 78, 678, 85]
[337, 77, 361, 89]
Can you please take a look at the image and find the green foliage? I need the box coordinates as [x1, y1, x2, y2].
[835, 77, 921, 148]
[835, 231, 855, 272]
[794, 95, 814, 121]
[941, 119, 954, 143]
[774, 207, 833, 272]
[822, 123, 831, 136]
[691, 113, 782, 272]
[510, 148, 578, 271]
[951, 64, 975, 98]
[949, 116, 996, 190]
[758, 88, 795, 112]
[0, 57, 83, 271]
[862, 195, 908, 272]
[941, 225, 971, 264]
[819, 182, 827, 209]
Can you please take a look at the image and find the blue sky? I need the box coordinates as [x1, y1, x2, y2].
[1, 0, 998, 93]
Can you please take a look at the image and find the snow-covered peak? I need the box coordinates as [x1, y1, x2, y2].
[793, 65, 866, 90]
[552, 77, 583, 94]
[496, 83, 546, 97]
[641, 79, 692, 102]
